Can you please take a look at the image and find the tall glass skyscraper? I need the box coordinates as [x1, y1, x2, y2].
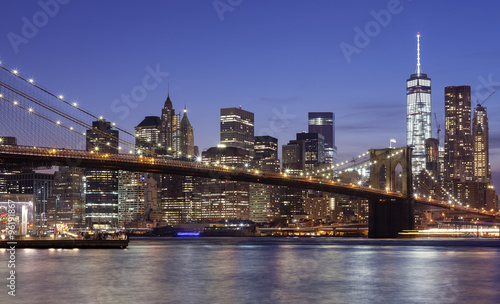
[308, 112, 337, 164]
[406, 33, 431, 174]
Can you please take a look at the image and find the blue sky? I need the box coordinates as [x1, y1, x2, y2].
[1, 0, 500, 186]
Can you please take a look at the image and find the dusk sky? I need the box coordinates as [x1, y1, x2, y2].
[2, 1, 500, 186]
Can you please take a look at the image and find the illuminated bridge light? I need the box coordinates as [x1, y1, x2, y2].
[13, 101, 18, 105]
[28, 78, 34, 83]
[73, 102, 78, 107]
[12, 69, 18, 74]
[28, 107, 33, 112]
[58, 95, 64, 99]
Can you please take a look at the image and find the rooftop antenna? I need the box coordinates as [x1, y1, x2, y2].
[416, 32, 421, 75]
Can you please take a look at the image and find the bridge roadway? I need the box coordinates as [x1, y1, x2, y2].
[0, 145, 498, 219]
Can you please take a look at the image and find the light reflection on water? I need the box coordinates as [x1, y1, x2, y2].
[1, 238, 500, 304]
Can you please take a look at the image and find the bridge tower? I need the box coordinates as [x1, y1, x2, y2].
[368, 147, 414, 238]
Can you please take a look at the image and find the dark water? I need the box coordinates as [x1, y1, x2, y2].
[1, 237, 500, 304]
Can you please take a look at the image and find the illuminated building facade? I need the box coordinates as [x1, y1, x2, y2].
[406, 33, 431, 174]
[85, 119, 119, 228]
[308, 112, 337, 164]
[47, 166, 85, 228]
[250, 136, 280, 223]
[160, 94, 175, 154]
[444, 85, 473, 182]
[473, 104, 490, 184]
[220, 107, 254, 156]
[135, 116, 161, 156]
[180, 107, 195, 158]
[195, 146, 251, 222]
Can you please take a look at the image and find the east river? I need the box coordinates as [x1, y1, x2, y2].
[1, 237, 500, 304]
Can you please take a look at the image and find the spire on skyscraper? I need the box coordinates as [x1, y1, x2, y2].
[416, 32, 421, 75]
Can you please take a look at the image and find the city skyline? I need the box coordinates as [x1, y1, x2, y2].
[1, 1, 500, 186]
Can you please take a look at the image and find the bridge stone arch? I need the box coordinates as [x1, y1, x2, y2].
[369, 148, 412, 196]
[368, 147, 414, 238]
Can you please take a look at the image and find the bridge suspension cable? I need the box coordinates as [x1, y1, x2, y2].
[0, 65, 136, 139]
[0, 80, 135, 151]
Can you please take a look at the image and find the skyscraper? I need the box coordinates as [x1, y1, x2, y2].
[180, 107, 195, 157]
[406, 33, 431, 174]
[250, 136, 280, 223]
[308, 112, 337, 164]
[160, 94, 175, 154]
[85, 119, 119, 228]
[220, 107, 254, 155]
[135, 116, 161, 156]
[444, 85, 473, 182]
[473, 104, 490, 184]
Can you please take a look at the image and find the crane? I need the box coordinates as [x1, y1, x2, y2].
[477, 90, 496, 107]
[433, 113, 441, 143]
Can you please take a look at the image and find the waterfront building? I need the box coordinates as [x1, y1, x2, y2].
[406, 33, 432, 174]
[6, 171, 54, 232]
[194, 146, 251, 222]
[250, 136, 280, 223]
[47, 166, 85, 228]
[85, 119, 119, 229]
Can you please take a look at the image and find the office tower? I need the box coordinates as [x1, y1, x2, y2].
[161, 173, 194, 225]
[250, 136, 280, 223]
[172, 112, 181, 156]
[160, 94, 175, 154]
[135, 116, 161, 156]
[444, 86, 473, 182]
[194, 146, 251, 222]
[85, 119, 119, 229]
[296, 132, 325, 172]
[282, 140, 303, 175]
[282, 132, 325, 174]
[6, 171, 53, 232]
[406, 33, 431, 174]
[308, 112, 337, 164]
[47, 166, 85, 228]
[118, 171, 146, 225]
[220, 107, 254, 155]
[473, 104, 490, 184]
[180, 107, 195, 157]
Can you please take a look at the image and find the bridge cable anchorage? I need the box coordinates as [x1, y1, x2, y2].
[0, 65, 136, 139]
[0, 94, 131, 152]
[0, 80, 135, 151]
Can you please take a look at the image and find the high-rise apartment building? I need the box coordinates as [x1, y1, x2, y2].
[220, 107, 254, 155]
[308, 112, 337, 164]
[85, 119, 119, 228]
[473, 104, 490, 184]
[406, 33, 432, 175]
[444, 86, 473, 182]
